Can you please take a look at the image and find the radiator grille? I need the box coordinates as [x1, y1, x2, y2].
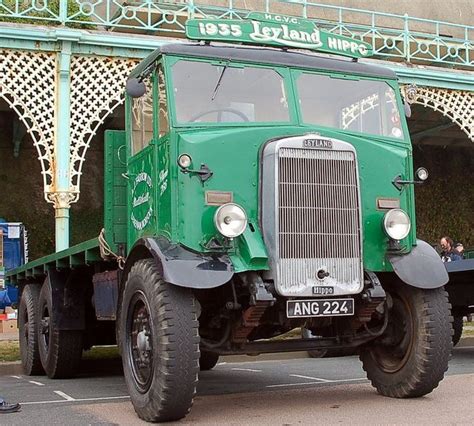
[276, 148, 362, 293]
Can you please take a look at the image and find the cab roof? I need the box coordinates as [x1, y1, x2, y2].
[130, 43, 396, 81]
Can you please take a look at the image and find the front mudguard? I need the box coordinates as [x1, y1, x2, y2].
[123, 237, 234, 289]
[387, 239, 448, 289]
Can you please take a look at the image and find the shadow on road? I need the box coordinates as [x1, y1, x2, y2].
[74, 342, 474, 380]
[78, 356, 123, 378]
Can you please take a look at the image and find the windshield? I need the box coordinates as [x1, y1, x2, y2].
[171, 60, 290, 124]
[296, 73, 404, 139]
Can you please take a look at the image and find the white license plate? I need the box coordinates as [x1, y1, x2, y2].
[286, 298, 354, 318]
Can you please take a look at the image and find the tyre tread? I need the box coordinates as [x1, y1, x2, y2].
[19, 284, 44, 376]
[123, 259, 200, 422]
[37, 281, 83, 379]
[361, 286, 452, 398]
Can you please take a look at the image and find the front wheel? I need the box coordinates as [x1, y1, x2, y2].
[120, 259, 200, 422]
[360, 284, 452, 398]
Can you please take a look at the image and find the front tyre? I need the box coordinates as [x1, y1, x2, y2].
[121, 259, 200, 422]
[360, 285, 452, 398]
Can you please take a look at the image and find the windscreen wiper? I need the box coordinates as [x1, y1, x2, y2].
[211, 62, 229, 101]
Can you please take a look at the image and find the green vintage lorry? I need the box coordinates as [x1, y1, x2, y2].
[8, 14, 452, 423]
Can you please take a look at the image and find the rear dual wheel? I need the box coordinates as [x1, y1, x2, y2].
[37, 281, 83, 378]
[18, 284, 43, 375]
[360, 284, 452, 398]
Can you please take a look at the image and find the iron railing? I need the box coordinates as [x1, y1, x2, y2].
[0, 1, 472, 68]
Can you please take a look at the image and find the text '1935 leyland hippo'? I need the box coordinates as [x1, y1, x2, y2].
[8, 13, 453, 423]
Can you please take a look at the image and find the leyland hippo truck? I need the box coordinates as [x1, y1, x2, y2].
[8, 14, 452, 423]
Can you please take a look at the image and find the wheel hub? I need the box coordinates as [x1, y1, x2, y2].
[128, 293, 154, 392]
[40, 310, 50, 352]
[137, 329, 150, 354]
[372, 293, 413, 373]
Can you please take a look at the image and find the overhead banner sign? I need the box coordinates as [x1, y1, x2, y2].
[186, 12, 373, 59]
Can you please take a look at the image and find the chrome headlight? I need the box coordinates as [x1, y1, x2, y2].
[178, 153, 192, 169]
[416, 167, 429, 181]
[383, 209, 411, 241]
[214, 203, 247, 238]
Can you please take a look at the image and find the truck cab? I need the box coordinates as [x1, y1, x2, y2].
[124, 43, 420, 286]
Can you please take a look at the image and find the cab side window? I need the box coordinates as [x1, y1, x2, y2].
[157, 65, 169, 138]
[131, 76, 153, 155]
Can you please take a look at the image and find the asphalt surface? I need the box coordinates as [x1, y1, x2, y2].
[0, 343, 473, 425]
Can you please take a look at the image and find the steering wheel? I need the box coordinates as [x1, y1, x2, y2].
[189, 107, 250, 123]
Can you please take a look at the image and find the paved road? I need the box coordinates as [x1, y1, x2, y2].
[0, 343, 473, 425]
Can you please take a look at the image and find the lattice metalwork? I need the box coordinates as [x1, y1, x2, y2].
[69, 55, 139, 197]
[0, 49, 56, 197]
[402, 85, 474, 142]
[0, 1, 472, 69]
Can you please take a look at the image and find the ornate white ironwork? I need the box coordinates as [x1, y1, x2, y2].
[47, 191, 78, 210]
[69, 55, 139, 197]
[0, 49, 56, 197]
[402, 85, 474, 142]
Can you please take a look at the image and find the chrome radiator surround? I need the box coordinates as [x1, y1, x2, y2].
[261, 134, 364, 297]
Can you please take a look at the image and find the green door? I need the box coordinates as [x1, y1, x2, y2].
[126, 88, 157, 247]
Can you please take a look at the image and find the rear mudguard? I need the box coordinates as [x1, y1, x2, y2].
[387, 239, 448, 289]
[123, 237, 234, 289]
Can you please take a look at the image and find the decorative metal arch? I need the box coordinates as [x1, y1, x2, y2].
[0, 49, 139, 208]
[402, 85, 474, 142]
[0, 49, 56, 198]
[68, 55, 140, 200]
